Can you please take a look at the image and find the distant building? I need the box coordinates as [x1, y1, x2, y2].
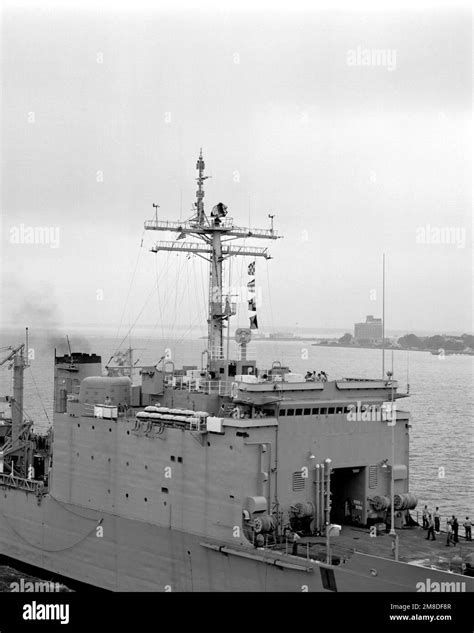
[354, 315, 383, 344]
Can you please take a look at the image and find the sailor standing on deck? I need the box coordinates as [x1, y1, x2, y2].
[291, 531, 301, 556]
[445, 518, 454, 547]
[422, 505, 429, 529]
[452, 516, 459, 543]
[433, 507, 440, 533]
[463, 517, 472, 541]
[426, 515, 436, 541]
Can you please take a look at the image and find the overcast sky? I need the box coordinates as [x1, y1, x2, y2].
[1, 0, 471, 337]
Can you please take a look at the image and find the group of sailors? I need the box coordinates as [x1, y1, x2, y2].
[304, 370, 328, 382]
[422, 505, 472, 544]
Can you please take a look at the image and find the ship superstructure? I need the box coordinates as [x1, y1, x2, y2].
[0, 153, 473, 592]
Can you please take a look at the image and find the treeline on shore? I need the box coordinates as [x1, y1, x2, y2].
[336, 332, 473, 352]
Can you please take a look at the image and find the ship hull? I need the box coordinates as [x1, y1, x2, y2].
[1, 489, 472, 592]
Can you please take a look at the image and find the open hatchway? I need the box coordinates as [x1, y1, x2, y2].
[330, 467, 367, 526]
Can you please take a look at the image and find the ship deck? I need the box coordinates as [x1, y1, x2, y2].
[285, 526, 474, 572]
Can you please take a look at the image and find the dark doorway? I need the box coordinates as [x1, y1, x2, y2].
[330, 467, 366, 526]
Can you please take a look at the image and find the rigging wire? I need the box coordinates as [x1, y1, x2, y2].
[28, 366, 51, 425]
[114, 229, 145, 347]
[265, 259, 283, 361]
[114, 250, 173, 360]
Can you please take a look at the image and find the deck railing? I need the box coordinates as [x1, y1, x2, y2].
[0, 472, 45, 495]
[165, 377, 232, 396]
[407, 509, 472, 535]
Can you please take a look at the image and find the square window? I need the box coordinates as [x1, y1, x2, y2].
[171, 456, 175, 461]
[295, 409, 302, 416]
[320, 407, 327, 415]
[328, 407, 335, 414]
[336, 407, 343, 414]
[279, 409, 286, 416]
[287, 409, 295, 416]
[177, 457, 183, 463]
[304, 408, 311, 415]
[312, 408, 319, 415]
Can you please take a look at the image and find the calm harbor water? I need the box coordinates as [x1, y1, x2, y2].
[0, 330, 472, 588]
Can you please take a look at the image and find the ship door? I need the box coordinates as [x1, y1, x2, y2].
[330, 467, 367, 526]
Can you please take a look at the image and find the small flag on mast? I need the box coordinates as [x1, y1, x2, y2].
[247, 259, 258, 329]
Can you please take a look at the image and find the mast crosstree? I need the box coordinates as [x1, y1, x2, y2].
[145, 150, 281, 369]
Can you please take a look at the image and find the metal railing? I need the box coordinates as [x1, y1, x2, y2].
[408, 509, 472, 535]
[150, 240, 271, 259]
[165, 376, 232, 396]
[144, 218, 278, 239]
[0, 472, 45, 495]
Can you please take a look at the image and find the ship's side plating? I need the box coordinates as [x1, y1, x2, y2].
[1, 352, 472, 591]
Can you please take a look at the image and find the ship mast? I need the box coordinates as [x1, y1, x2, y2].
[0, 342, 28, 446]
[145, 150, 280, 371]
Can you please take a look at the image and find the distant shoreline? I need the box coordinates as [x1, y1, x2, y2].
[312, 342, 474, 356]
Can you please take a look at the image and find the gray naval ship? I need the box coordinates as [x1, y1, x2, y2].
[1, 152, 473, 592]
